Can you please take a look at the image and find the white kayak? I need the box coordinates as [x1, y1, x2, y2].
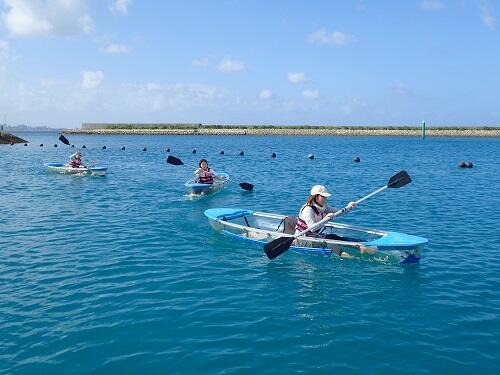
[46, 162, 107, 176]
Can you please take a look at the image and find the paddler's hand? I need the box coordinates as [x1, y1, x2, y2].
[347, 201, 356, 210]
[325, 212, 334, 219]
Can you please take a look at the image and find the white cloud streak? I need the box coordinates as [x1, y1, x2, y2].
[420, 0, 444, 12]
[217, 57, 246, 73]
[192, 57, 209, 67]
[104, 43, 130, 54]
[82, 70, 104, 89]
[307, 29, 355, 46]
[288, 72, 307, 84]
[2, 0, 94, 37]
[110, 0, 131, 15]
[480, 2, 496, 30]
[302, 89, 318, 99]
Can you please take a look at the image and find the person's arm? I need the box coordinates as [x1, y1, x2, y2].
[195, 168, 203, 177]
[301, 206, 319, 229]
[326, 202, 356, 218]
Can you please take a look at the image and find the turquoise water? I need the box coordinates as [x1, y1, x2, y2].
[1, 133, 499, 374]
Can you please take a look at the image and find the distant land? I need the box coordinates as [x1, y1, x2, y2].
[63, 123, 500, 137]
[3, 125, 64, 132]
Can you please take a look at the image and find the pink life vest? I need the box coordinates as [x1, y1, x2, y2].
[197, 169, 214, 184]
[69, 158, 81, 168]
[295, 204, 326, 236]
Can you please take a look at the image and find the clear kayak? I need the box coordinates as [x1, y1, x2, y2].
[185, 172, 229, 195]
[204, 208, 428, 264]
[46, 162, 107, 176]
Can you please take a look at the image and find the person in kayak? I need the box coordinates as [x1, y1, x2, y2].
[195, 159, 226, 184]
[68, 151, 83, 168]
[295, 185, 375, 257]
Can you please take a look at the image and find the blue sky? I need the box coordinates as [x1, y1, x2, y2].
[0, 0, 498, 128]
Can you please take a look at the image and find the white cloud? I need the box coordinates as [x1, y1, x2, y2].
[259, 89, 272, 99]
[0, 40, 8, 57]
[480, 3, 496, 30]
[307, 29, 355, 46]
[420, 0, 444, 11]
[302, 89, 319, 99]
[288, 72, 307, 84]
[104, 43, 130, 54]
[217, 57, 246, 73]
[2, 0, 94, 37]
[82, 70, 104, 89]
[110, 0, 131, 15]
[192, 57, 209, 67]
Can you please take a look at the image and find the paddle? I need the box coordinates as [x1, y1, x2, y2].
[264, 170, 412, 260]
[59, 134, 70, 146]
[166, 155, 254, 191]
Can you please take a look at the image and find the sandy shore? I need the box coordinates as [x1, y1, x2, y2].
[65, 127, 500, 137]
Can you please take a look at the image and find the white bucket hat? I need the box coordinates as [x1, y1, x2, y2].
[310, 185, 331, 197]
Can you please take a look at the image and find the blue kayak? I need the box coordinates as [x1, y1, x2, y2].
[205, 208, 428, 264]
[185, 172, 229, 195]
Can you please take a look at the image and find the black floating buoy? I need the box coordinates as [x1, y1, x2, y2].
[220, 150, 224, 155]
[458, 162, 466, 168]
[166, 148, 170, 152]
[82, 145, 86, 148]
[143, 147, 147, 151]
[239, 151, 244, 156]
[271, 152, 276, 158]
[466, 161, 473, 168]
[54, 144, 57, 147]
[102, 145, 106, 150]
[10, 142, 14, 146]
[71, 144, 75, 148]
[121, 146, 125, 150]
[24, 143, 27, 146]
[192, 149, 196, 154]
[308, 154, 314, 159]
[354, 157, 361, 162]
[40, 143, 43, 147]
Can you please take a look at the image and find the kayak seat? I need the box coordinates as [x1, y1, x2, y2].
[277, 216, 297, 235]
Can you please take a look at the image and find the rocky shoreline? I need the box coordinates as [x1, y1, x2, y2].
[65, 127, 500, 137]
[0, 131, 28, 144]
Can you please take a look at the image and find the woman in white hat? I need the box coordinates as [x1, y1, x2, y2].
[295, 185, 373, 257]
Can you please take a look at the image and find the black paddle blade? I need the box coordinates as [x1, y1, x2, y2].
[167, 155, 184, 166]
[239, 182, 254, 191]
[388, 170, 411, 188]
[264, 236, 294, 260]
[58, 134, 70, 146]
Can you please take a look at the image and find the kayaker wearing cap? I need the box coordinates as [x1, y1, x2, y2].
[195, 159, 226, 184]
[68, 151, 83, 168]
[295, 185, 374, 257]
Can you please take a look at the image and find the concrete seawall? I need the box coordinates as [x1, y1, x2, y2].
[65, 127, 500, 137]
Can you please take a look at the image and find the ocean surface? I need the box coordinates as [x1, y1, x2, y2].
[1, 133, 499, 374]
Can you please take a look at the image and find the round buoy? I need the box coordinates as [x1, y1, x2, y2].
[271, 152, 276, 158]
[166, 148, 170, 152]
[143, 147, 147, 151]
[239, 151, 244, 156]
[308, 154, 314, 159]
[24, 143, 27, 146]
[192, 149, 196, 154]
[82, 145, 86, 148]
[458, 162, 466, 168]
[40, 144, 43, 147]
[220, 150, 224, 155]
[102, 145, 106, 150]
[71, 144, 75, 148]
[10, 142, 14, 146]
[54, 144, 57, 147]
[466, 161, 473, 168]
[121, 146, 125, 150]
[354, 157, 361, 162]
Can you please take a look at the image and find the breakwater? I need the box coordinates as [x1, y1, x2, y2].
[0, 131, 28, 144]
[65, 126, 500, 137]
